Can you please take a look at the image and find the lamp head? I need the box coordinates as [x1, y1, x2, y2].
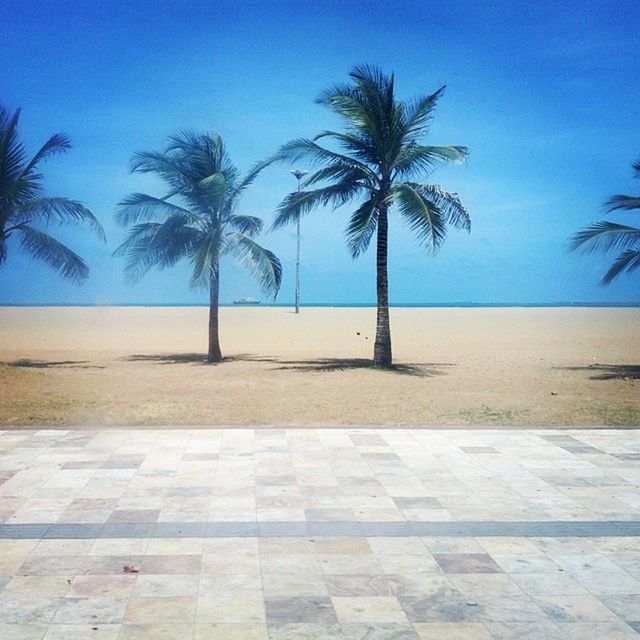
[290, 169, 308, 181]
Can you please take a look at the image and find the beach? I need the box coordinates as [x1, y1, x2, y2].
[0, 305, 638, 427]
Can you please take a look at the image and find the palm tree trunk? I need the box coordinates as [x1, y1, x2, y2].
[373, 205, 392, 367]
[207, 259, 222, 363]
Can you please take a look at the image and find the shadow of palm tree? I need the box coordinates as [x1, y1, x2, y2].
[121, 353, 277, 365]
[121, 353, 452, 377]
[559, 364, 640, 380]
[271, 358, 448, 377]
[3, 359, 105, 369]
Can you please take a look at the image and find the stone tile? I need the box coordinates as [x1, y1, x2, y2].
[533, 594, 619, 622]
[197, 591, 265, 623]
[509, 572, 588, 596]
[557, 621, 640, 640]
[0, 625, 47, 640]
[119, 623, 196, 639]
[262, 571, 329, 597]
[433, 553, 502, 574]
[413, 622, 493, 639]
[332, 596, 408, 624]
[325, 574, 393, 597]
[312, 538, 372, 555]
[106, 509, 160, 524]
[342, 624, 421, 639]
[3, 576, 71, 598]
[399, 590, 481, 623]
[141, 554, 202, 575]
[194, 624, 267, 639]
[52, 596, 129, 624]
[393, 498, 442, 510]
[264, 597, 338, 624]
[133, 574, 199, 598]
[67, 574, 135, 598]
[125, 596, 195, 623]
[0, 594, 62, 624]
[484, 620, 566, 639]
[267, 623, 342, 639]
[43, 624, 120, 639]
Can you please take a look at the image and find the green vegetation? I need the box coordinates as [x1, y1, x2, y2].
[114, 132, 282, 362]
[570, 157, 640, 284]
[267, 64, 470, 368]
[0, 105, 103, 281]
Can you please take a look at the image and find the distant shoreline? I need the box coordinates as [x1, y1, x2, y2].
[1, 302, 640, 308]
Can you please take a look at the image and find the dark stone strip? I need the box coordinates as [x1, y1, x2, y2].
[0, 520, 639, 539]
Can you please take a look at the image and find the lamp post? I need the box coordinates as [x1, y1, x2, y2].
[290, 169, 307, 314]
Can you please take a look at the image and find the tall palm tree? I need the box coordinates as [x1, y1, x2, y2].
[268, 64, 470, 367]
[0, 105, 104, 281]
[570, 158, 640, 284]
[114, 131, 282, 362]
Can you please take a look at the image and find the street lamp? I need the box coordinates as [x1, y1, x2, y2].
[290, 169, 307, 314]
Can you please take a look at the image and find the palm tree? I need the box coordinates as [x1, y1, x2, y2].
[114, 131, 282, 362]
[0, 105, 104, 281]
[570, 158, 640, 284]
[268, 64, 470, 367]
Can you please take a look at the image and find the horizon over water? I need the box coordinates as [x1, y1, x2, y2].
[2, 302, 640, 308]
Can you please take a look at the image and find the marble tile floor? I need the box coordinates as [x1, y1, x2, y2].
[0, 427, 638, 639]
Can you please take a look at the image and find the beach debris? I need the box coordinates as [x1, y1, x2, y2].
[550, 392, 558, 396]
[356, 332, 360, 335]
[123, 565, 139, 574]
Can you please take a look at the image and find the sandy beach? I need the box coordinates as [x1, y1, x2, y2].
[0, 305, 638, 427]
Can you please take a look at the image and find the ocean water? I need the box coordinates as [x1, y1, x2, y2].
[1, 302, 640, 308]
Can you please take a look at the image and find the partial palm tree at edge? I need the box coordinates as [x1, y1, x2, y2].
[0, 105, 104, 282]
[266, 64, 470, 368]
[570, 158, 640, 284]
[114, 131, 282, 362]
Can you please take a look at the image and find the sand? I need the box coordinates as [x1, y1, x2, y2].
[0, 305, 638, 427]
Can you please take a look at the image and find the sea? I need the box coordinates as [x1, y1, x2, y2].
[1, 302, 639, 308]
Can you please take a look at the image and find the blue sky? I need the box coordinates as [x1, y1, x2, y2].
[1, 0, 639, 304]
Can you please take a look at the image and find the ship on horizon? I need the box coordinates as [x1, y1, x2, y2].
[233, 296, 261, 305]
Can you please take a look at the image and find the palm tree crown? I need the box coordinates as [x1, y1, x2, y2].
[269, 64, 469, 366]
[114, 131, 282, 361]
[0, 105, 104, 282]
[570, 158, 640, 284]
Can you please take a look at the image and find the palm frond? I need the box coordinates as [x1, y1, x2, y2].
[19, 133, 71, 179]
[14, 197, 105, 241]
[605, 195, 640, 212]
[115, 193, 196, 226]
[403, 183, 470, 231]
[601, 249, 640, 285]
[189, 236, 216, 289]
[129, 151, 192, 192]
[312, 130, 378, 166]
[115, 218, 203, 283]
[394, 144, 468, 178]
[272, 138, 375, 178]
[394, 183, 447, 252]
[569, 221, 640, 255]
[272, 180, 365, 230]
[228, 233, 282, 297]
[18, 225, 88, 283]
[402, 86, 446, 139]
[228, 215, 263, 236]
[345, 198, 378, 258]
[0, 106, 27, 187]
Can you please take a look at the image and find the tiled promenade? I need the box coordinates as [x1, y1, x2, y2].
[0, 428, 639, 639]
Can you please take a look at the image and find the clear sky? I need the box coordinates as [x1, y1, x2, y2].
[1, 0, 639, 304]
